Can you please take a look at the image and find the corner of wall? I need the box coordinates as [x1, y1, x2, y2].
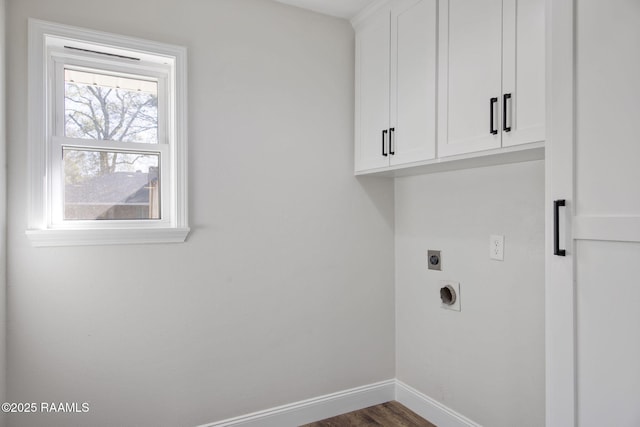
[394, 161, 546, 427]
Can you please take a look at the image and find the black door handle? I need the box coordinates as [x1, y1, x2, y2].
[490, 97, 498, 135]
[554, 199, 566, 256]
[382, 129, 388, 157]
[503, 93, 512, 132]
[389, 127, 395, 155]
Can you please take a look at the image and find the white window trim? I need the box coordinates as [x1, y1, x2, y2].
[27, 19, 189, 246]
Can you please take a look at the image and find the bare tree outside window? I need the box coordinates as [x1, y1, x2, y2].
[64, 69, 159, 183]
[63, 69, 161, 220]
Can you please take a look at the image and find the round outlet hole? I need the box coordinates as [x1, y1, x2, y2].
[440, 285, 456, 306]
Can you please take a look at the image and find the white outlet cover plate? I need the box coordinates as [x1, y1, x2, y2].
[490, 234, 505, 261]
[439, 280, 461, 311]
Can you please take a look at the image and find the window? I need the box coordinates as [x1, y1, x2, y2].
[27, 20, 189, 246]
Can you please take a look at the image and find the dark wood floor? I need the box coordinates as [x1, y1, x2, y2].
[300, 401, 436, 427]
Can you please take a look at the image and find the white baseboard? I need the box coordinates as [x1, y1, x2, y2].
[196, 379, 396, 427]
[196, 379, 481, 427]
[395, 380, 482, 427]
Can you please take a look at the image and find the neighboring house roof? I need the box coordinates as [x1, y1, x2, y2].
[65, 170, 157, 205]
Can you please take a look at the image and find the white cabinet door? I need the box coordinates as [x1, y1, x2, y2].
[547, 1, 640, 426]
[355, 6, 391, 172]
[389, 0, 437, 166]
[438, 0, 503, 157]
[502, 0, 545, 147]
[438, 0, 545, 157]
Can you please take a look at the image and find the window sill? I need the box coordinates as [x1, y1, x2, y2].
[25, 227, 190, 247]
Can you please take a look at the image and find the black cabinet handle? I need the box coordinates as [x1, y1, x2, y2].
[554, 199, 566, 256]
[389, 128, 395, 155]
[490, 97, 498, 135]
[503, 93, 512, 132]
[381, 129, 388, 157]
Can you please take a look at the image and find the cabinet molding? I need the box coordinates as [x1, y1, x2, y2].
[355, 141, 543, 177]
[351, 0, 392, 29]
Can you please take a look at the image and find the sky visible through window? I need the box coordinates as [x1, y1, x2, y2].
[64, 68, 159, 144]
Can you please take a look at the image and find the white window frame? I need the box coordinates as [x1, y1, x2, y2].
[26, 19, 189, 246]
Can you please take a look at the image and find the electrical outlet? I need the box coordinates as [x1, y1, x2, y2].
[427, 250, 441, 270]
[490, 235, 504, 261]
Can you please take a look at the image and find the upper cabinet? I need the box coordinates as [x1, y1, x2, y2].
[354, 0, 437, 173]
[352, 0, 545, 175]
[438, 0, 545, 157]
[354, 5, 391, 172]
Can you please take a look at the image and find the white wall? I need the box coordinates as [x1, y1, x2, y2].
[395, 161, 545, 427]
[0, 0, 7, 426]
[5, 1, 395, 426]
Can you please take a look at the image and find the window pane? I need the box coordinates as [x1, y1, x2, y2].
[63, 149, 160, 220]
[64, 68, 158, 144]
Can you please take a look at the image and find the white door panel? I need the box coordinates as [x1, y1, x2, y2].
[502, 0, 545, 147]
[390, 0, 437, 165]
[575, 0, 640, 216]
[438, 0, 503, 157]
[547, 1, 640, 426]
[576, 241, 640, 427]
[355, 7, 391, 172]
